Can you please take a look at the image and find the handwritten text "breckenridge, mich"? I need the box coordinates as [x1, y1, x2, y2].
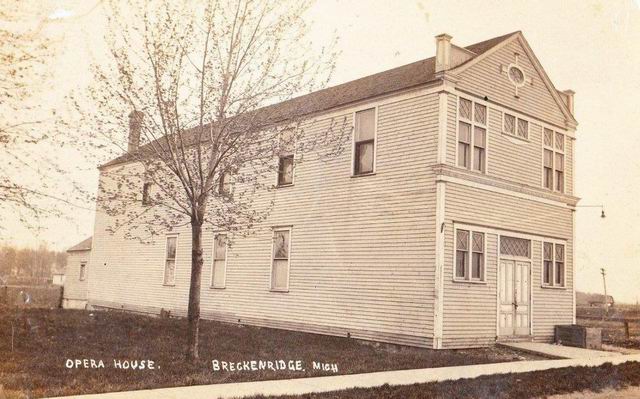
[211, 360, 338, 373]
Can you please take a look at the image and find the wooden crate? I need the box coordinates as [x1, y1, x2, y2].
[555, 325, 602, 349]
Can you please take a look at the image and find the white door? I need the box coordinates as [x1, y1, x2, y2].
[499, 259, 530, 336]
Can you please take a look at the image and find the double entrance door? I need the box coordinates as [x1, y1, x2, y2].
[498, 259, 530, 336]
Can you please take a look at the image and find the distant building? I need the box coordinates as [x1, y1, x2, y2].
[62, 237, 91, 309]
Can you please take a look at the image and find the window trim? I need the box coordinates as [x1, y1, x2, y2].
[210, 233, 228, 289]
[453, 228, 487, 283]
[162, 234, 179, 286]
[351, 106, 378, 177]
[79, 262, 87, 281]
[456, 96, 488, 174]
[542, 129, 565, 193]
[501, 112, 530, 141]
[276, 154, 295, 187]
[269, 226, 292, 292]
[542, 241, 566, 289]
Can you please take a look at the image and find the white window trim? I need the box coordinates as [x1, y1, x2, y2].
[542, 129, 565, 193]
[210, 233, 228, 289]
[162, 234, 179, 286]
[541, 241, 567, 289]
[351, 106, 378, 177]
[453, 227, 487, 283]
[79, 262, 87, 281]
[269, 226, 292, 292]
[455, 95, 488, 174]
[275, 154, 295, 187]
[501, 112, 530, 142]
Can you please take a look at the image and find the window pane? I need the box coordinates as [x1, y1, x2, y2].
[166, 237, 177, 259]
[355, 141, 374, 174]
[459, 98, 472, 120]
[555, 244, 565, 261]
[504, 113, 515, 134]
[474, 127, 486, 148]
[543, 242, 553, 261]
[219, 172, 231, 194]
[456, 230, 469, 251]
[273, 230, 289, 259]
[212, 260, 225, 287]
[355, 108, 375, 142]
[79, 264, 86, 281]
[500, 236, 530, 257]
[164, 260, 175, 284]
[458, 142, 470, 168]
[214, 234, 226, 260]
[456, 250, 467, 278]
[555, 153, 564, 171]
[278, 156, 294, 185]
[544, 149, 553, 168]
[472, 253, 483, 279]
[517, 119, 528, 138]
[544, 167, 553, 189]
[543, 260, 552, 284]
[474, 103, 486, 125]
[556, 170, 564, 192]
[473, 147, 484, 172]
[544, 128, 554, 147]
[142, 183, 151, 205]
[555, 262, 564, 286]
[555, 132, 564, 151]
[458, 122, 471, 143]
[472, 232, 484, 252]
[272, 259, 289, 289]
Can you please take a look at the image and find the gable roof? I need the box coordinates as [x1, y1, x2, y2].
[67, 237, 92, 252]
[101, 31, 520, 169]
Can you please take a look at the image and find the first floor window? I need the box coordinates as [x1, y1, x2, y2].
[271, 229, 291, 291]
[543, 242, 565, 287]
[455, 229, 485, 281]
[79, 262, 86, 281]
[164, 236, 177, 285]
[278, 155, 294, 185]
[353, 108, 376, 175]
[211, 234, 227, 288]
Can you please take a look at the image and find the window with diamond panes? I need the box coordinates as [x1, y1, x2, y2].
[543, 242, 565, 288]
[543, 128, 565, 193]
[455, 229, 485, 281]
[503, 113, 529, 140]
[458, 98, 486, 173]
[500, 236, 531, 258]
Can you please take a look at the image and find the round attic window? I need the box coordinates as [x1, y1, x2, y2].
[508, 65, 525, 86]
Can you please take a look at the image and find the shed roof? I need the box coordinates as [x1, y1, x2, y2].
[67, 237, 92, 252]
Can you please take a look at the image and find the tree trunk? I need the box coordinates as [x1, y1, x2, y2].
[186, 218, 204, 361]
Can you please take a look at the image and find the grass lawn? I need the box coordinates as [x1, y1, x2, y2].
[251, 361, 640, 399]
[0, 306, 541, 398]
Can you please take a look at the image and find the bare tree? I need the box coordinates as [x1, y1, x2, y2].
[76, 0, 348, 360]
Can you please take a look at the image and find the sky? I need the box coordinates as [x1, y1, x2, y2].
[2, 0, 639, 302]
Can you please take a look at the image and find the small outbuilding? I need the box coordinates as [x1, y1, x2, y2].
[63, 237, 92, 309]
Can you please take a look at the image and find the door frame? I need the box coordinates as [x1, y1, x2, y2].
[496, 235, 533, 337]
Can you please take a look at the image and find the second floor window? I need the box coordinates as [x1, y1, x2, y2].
[543, 129, 565, 193]
[353, 108, 376, 175]
[458, 98, 486, 173]
[278, 155, 294, 186]
[219, 172, 232, 195]
[503, 112, 529, 140]
[142, 182, 152, 206]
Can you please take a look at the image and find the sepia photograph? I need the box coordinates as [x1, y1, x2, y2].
[1, 1, 639, 398]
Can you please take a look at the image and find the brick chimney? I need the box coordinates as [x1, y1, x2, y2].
[561, 90, 575, 115]
[128, 110, 144, 152]
[435, 33, 453, 74]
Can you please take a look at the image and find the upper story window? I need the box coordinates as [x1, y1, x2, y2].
[353, 108, 376, 175]
[219, 172, 232, 195]
[163, 235, 177, 286]
[457, 98, 486, 173]
[503, 112, 529, 140]
[543, 128, 565, 193]
[455, 229, 485, 282]
[543, 242, 565, 288]
[142, 182, 152, 206]
[277, 129, 295, 186]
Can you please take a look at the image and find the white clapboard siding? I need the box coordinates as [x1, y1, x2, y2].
[88, 92, 440, 347]
[441, 182, 573, 348]
[457, 38, 567, 128]
[63, 251, 90, 303]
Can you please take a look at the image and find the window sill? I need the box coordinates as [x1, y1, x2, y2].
[276, 183, 294, 189]
[541, 285, 567, 290]
[501, 131, 530, 143]
[351, 172, 376, 178]
[452, 278, 487, 285]
[210, 286, 226, 290]
[270, 288, 289, 293]
[163, 283, 176, 287]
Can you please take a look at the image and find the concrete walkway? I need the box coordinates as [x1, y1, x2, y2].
[49, 353, 640, 399]
[500, 342, 617, 359]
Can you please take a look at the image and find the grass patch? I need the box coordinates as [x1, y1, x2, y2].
[0, 307, 539, 398]
[252, 361, 640, 399]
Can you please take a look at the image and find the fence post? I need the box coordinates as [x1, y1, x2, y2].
[624, 320, 630, 340]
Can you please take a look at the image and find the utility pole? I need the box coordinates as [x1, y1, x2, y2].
[600, 268, 608, 318]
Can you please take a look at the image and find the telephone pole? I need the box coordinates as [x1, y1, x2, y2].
[600, 268, 608, 318]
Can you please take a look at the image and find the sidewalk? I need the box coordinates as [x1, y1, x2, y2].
[49, 353, 640, 399]
[499, 342, 617, 359]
